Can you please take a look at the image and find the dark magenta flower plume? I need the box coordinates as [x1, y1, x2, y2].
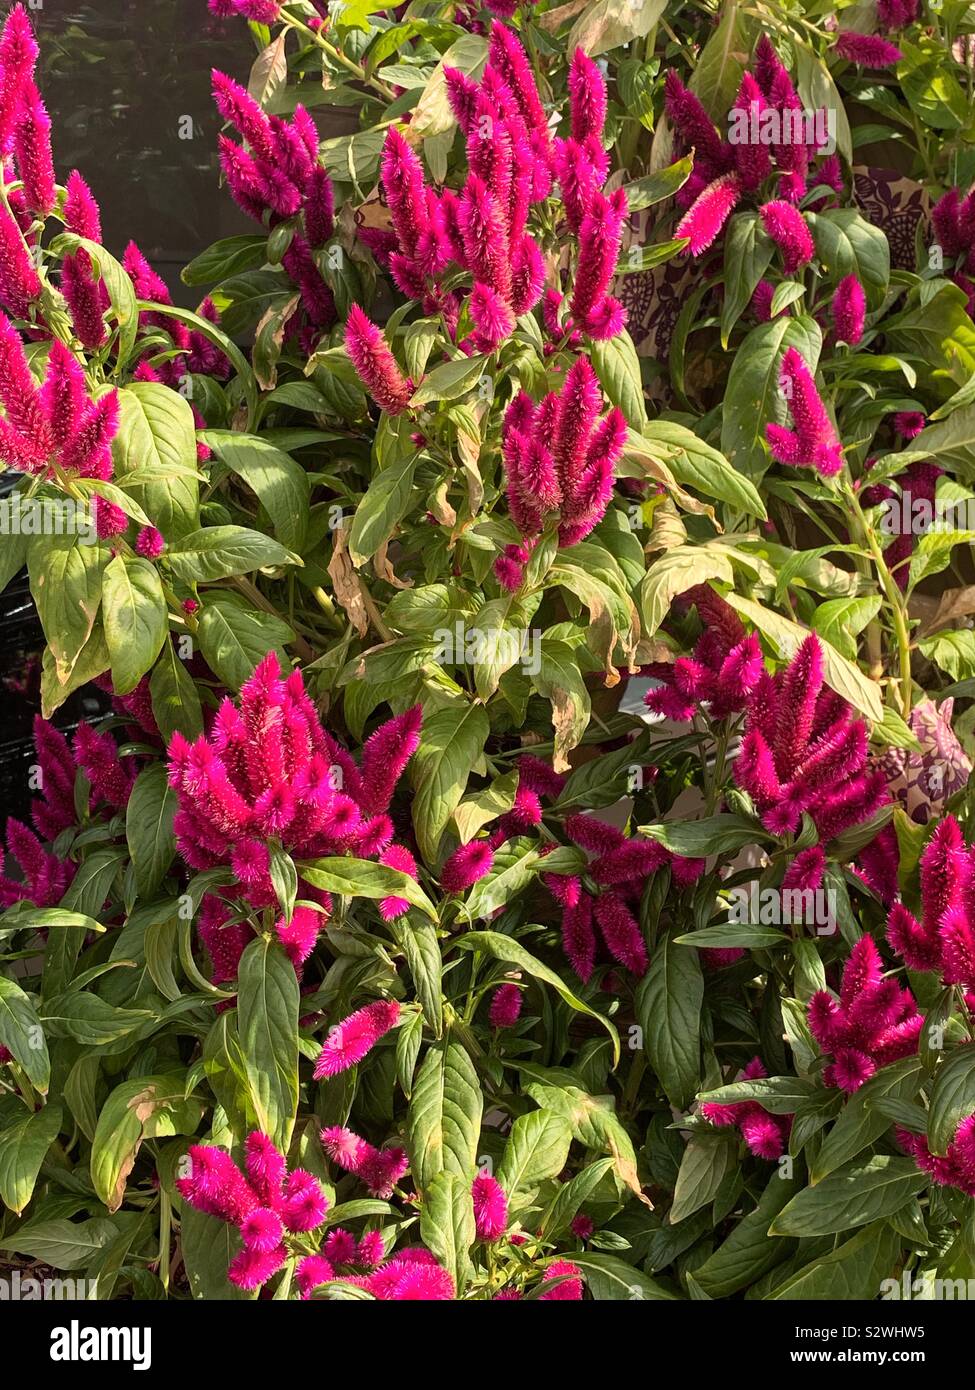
[766, 346, 844, 477]
[700, 1057, 792, 1158]
[832, 274, 866, 345]
[314, 999, 400, 1079]
[834, 32, 903, 66]
[808, 937, 922, 1092]
[345, 303, 412, 415]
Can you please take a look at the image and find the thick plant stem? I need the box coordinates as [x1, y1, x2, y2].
[845, 485, 914, 720]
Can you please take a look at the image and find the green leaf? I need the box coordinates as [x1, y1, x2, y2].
[196, 594, 294, 690]
[182, 234, 268, 286]
[0, 1216, 117, 1270]
[639, 547, 734, 637]
[770, 1155, 928, 1236]
[125, 764, 177, 899]
[112, 383, 200, 541]
[29, 533, 108, 682]
[767, 1220, 900, 1300]
[0, 976, 50, 1093]
[721, 213, 773, 346]
[806, 210, 890, 307]
[411, 703, 490, 865]
[203, 431, 310, 552]
[497, 1109, 572, 1204]
[456, 932, 620, 1062]
[91, 1074, 201, 1212]
[675, 925, 786, 948]
[102, 554, 168, 695]
[591, 330, 647, 431]
[300, 856, 438, 921]
[571, 1250, 679, 1300]
[812, 1056, 922, 1180]
[623, 156, 693, 211]
[928, 1044, 975, 1156]
[165, 526, 293, 582]
[349, 454, 417, 566]
[669, 1134, 738, 1224]
[918, 628, 975, 681]
[390, 917, 442, 1037]
[811, 595, 882, 662]
[568, 0, 665, 56]
[180, 1205, 255, 1301]
[698, 1075, 818, 1114]
[636, 932, 702, 1108]
[410, 354, 488, 407]
[720, 314, 822, 481]
[687, 0, 755, 116]
[694, 1167, 802, 1297]
[638, 421, 768, 518]
[150, 638, 203, 741]
[0, 1104, 61, 1214]
[237, 937, 299, 1151]
[406, 1038, 483, 1195]
[420, 1171, 474, 1292]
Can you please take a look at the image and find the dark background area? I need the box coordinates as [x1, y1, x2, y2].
[35, 0, 253, 301]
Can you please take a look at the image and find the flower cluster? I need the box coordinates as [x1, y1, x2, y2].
[766, 347, 843, 478]
[0, 714, 139, 909]
[808, 936, 922, 1091]
[700, 1057, 792, 1158]
[833, 32, 903, 68]
[860, 456, 942, 588]
[735, 635, 888, 841]
[176, 1131, 328, 1290]
[0, 320, 119, 480]
[299, 1246, 455, 1301]
[0, 5, 50, 319]
[643, 583, 763, 722]
[929, 183, 975, 319]
[366, 22, 552, 349]
[314, 999, 400, 1079]
[320, 1125, 409, 1199]
[666, 34, 842, 264]
[897, 1113, 975, 1198]
[495, 356, 627, 584]
[887, 815, 975, 994]
[212, 68, 336, 348]
[167, 652, 421, 909]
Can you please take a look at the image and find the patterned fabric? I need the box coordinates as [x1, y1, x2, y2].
[876, 699, 972, 824]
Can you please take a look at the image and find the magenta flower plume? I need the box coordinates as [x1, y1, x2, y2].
[782, 845, 826, 895]
[878, 0, 918, 27]
[12, 81, 54, 217]
[571, 187, 627, 336]
[469, 280, 516, 352]
[568, 48, 607, 142]
[29, 717, 79, 840]
[314, 999, 401, 1079]
[539, 1260, 584, 1300]
[177, 1132, 328, 1291]
[378, 843, 417, 921]
[663, 70, 727, 173]
[898, 1114, 975, 1198]
[731, 635, 888, 842]
[676, 174, 742, 256]
[886, 814, 975, 987]
[135, 525, 165, 560]
[592, 893, 648, 975]
[700, 1058, 792, 1159]
[759, 200, 814, 272]
[345, 304, 412, 415]
[295, 1255, 335, 1300]
[0, 817, 74, 908]
[833, 274, 866, 345]
[358, 704, 422, 816]
[561, 893, 597, 983]
[807, 937, 922, 1092]
[320, 1126, 409, 1199]
[766, 346, 843, 477]
[643, 592, 761, 724]
[74, 723, 135, 812]
[0, 202, 41, 318]
[488, 983, 522, 1029]
[834, 32, 903, 66]
[893, 410, 926, 439]
[441, 839, 494, 893]
[366, 1248, 455, 1300]
[0, 6, 37, 147]
[472, 1174, 508, 1241]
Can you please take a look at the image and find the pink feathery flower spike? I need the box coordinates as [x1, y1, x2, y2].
[759, 200, 814, 273]
[700, 1057, 792, 1158]
[135, 525, 165, 559]
[766, 346, 844, 477]
[0, 203, 41, 318]
[833, 274, 866, 345]
[593, 893, 649, 975]
[568, 48, 607, 142]
[472, 1173, 508, 1241]
[489, 982, 522, 1029]
[893, 410, 925, 439]
[571, 187, 627, 336]
[469, 281, 516, 352]
[358, 704, 422, 816]
[676, 174, 741, 256]
[64, 170, 103, 241]
[13, 81, 55, 216]
[898, 1115, 975, 1198]
[314, 999, 400, 1079]
[345, 304, 412, 415]
[808, 936, 922, 1091]
[539, 1260, 584, 1300]
[366, 1249, 455, 1300]
[441, 840, 494, 893]
[834, 32, 903, 66]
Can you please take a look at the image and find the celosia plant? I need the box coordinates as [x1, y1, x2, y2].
[1, 0, 975, 1314]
